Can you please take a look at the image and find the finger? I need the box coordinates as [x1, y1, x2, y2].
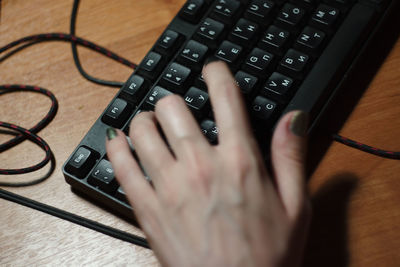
[270, 111, 309, 221]
[202, 60, 252, 141]
[155, 94, 209, 157]
[129, 111, 175, 184]
[105, 128, 159, 216]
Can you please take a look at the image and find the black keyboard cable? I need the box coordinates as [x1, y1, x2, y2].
[0, 0, 148, 249]
[69, 0, 127, 87]
[1, 0, 399, 254]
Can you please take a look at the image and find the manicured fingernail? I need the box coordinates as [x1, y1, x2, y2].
[204, 56, 220, 66]
[290, 111, 308, 136]
[106, 127, 118, 140]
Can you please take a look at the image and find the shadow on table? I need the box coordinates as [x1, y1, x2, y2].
[302, 173, 358, 267]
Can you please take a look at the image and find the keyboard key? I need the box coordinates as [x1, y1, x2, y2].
[279, 49, 309, 78]
[295, 26, 326, 54]
[250, 96, 278, 121]
[211, 0, 241, 24]
[102, 98, 131, 128]
[261, 72, 294, 100]
[200, 119, 219, 144]
[311, 4, 340, 28]
[88, 159, 118, 193]
[215, 40, 242, 64]
[244, 0, 275, 24]
[235, 70, 258, 96]
[195, 18, 225, 46]
[229, 18, 259, 45]
[259, 25, 290, 54]
[138, 51, 163, 80]
[179, 0, 206, 23]
[155, 30, 181, 56]
[194, 73, 207, 90]
[276, 3, 306, 29]
[122, 74, 147, 103]
[160, 62, 191, 93]
[178, 40, 209, 67]
[184, 87, 210, 117]
[65, 146, 98, 178]
[144, 86, 173, 110]
[244, 47, 274, 74]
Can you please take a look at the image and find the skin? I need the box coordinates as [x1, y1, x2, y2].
[106, 61, 311, 267]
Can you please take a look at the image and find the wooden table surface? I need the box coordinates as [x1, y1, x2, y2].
[1, 0, 399, 266]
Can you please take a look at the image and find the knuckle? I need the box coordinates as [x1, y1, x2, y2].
[130, 114, 154, 139]
[155, 94, 183, 111]
[179, 138, 213, 183]
[224, 139, 258, 182]
[190, 159, 213, 184]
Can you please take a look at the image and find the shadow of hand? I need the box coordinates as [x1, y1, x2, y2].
[303, 173, 358, 267]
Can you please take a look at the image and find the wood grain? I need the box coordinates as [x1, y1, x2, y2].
[1, 0, 399, 266]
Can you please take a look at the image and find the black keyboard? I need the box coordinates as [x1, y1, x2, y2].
[63, 0, 398, 219]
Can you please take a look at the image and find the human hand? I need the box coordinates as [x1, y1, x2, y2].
[106, 61, 311, 267]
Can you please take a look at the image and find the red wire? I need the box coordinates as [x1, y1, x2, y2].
[333, 134, 400, 160]
[0, 122, 52, 175]
[0, 85, 58, 152]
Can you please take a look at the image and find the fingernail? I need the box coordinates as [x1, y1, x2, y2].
[106, 127, 118, 140]
[290, 111, 308, 137]
[204, 56, 220, 66]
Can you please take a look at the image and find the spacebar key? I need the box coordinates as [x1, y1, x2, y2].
[285, 3, 376, 116]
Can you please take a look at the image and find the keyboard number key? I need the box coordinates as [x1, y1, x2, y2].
[195, 18, 225, 46]
[178, 40, 208, 66]
[200, 119, 219, 144]
[212, 0, 241, 24]
[179, 0, 206, 23]
[88, 159, 118, 193]
[161, 62, 191, 93]
[144, 86, 173, 110]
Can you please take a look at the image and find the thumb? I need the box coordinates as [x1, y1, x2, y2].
[270, 110, 309, 221]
